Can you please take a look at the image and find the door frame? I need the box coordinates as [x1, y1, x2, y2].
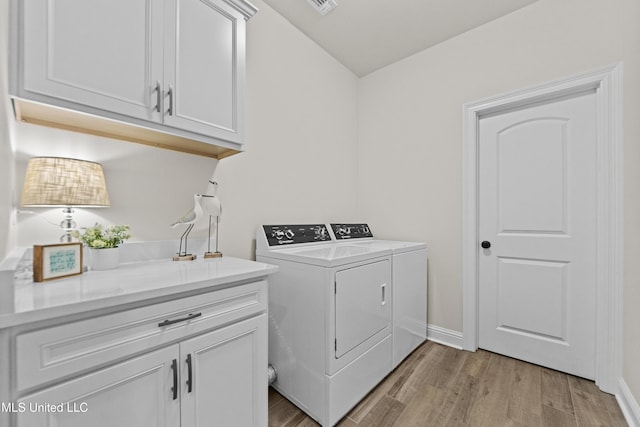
[462, 63, 623, 393]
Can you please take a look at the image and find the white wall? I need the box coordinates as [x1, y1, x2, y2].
[214, 0, 360, 257]
[0, 0, 15, 261]
[10, 0, 359, 260]
[357, 0, 640, 409]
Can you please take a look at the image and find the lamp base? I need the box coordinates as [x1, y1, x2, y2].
[172, 254, 197, 261]
[60, 207, 77, 242]
[204, 251, 223, 259]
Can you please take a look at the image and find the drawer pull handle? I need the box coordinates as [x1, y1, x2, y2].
[158, 312, 202, 327]
[186, 354, 193, 393]
[171, 359, 178, 400]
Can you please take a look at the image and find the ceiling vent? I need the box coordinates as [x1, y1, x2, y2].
[305, 0, 337, 15]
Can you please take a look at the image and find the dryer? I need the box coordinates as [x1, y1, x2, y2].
[256, 224, 393, 426]
[329, 223, 428, 368]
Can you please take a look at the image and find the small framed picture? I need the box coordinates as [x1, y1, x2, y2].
[33, 243, 83, 282]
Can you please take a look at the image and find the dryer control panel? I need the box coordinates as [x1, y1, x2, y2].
[263, 224, 331, 246]
[330, 223, 374, 240]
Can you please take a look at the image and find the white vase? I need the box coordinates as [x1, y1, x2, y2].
[90, 247, 120, 271]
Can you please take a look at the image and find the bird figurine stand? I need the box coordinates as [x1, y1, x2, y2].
[200, 182, 223, 258]
[204, 214, 222, 259]
[173, 224, 197, 261]
[171, 194, 203, 261]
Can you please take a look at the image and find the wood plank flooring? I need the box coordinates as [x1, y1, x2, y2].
[268, 341, 627, 427]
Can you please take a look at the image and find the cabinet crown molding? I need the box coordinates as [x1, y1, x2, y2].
[223, 0, 258, 20]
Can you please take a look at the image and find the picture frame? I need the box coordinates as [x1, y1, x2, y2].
[33, 243, 83, 282]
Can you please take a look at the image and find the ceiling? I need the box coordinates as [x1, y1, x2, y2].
[262, 0, 540, 77]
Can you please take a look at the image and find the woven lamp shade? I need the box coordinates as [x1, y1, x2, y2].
[22, 157, 110, 207]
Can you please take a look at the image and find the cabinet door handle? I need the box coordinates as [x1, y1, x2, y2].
[381, 283, 386, 306]
[158, 312, 202, 327]
[171, 359, 178, 400]
[167, 85, 174, 115]
[154, 80, 161, 113]
[186, 354, 193, 393]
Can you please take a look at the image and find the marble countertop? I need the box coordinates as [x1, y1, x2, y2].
[0, 246, 278, 329]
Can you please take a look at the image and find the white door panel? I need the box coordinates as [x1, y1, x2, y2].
[479, 91, 597, 379]
[16, 346, 180, 427]
[164, 0, 244, 141]
[496, 257, 568, 339]
[23, 0, 163, 120]
[335, 260, 391, 358]
[497, 119, 568, 233]
[181, 316, 266, 427]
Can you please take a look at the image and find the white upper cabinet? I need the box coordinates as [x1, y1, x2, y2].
[21, 0, 164, 122]
[164, 0, 247, 143]
[11, 0, 257, 159]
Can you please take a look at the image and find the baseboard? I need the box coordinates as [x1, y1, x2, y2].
[427, 324, 463, 350]
[617, 378, 640, 427]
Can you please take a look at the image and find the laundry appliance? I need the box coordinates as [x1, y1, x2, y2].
[256, 224, 393, 426]
[329, 223, 427, 368]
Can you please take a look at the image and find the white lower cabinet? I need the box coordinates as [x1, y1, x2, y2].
[181, 315, 267, 426]
[16, 314, 266, 427]
[11, 279, 268, 427]
[16, 346, 181, 427]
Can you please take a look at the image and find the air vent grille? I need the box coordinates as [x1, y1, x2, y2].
[305, 0, 337, 15]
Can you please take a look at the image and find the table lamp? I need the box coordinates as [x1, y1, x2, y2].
[21, 157, 111, 242]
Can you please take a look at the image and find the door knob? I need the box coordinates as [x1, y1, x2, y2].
[481, 241, 491, 249]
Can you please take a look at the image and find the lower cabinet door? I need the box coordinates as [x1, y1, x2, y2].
[16, 346, 180, 427]
[180, 314, 267, 427]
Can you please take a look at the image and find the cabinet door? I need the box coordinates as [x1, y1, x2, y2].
[16, 346, 180, 427]
[21, 0, 164, 121]
[163, 0, 246, 143]
[180, 315, 267, 427]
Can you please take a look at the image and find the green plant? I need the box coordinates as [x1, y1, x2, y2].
[73, 223, 131, 249]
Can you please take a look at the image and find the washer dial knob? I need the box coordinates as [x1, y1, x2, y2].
[337, 226, 350, 236]
[314, 227, 327, 239]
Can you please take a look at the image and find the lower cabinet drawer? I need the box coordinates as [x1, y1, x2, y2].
[16, 280, 267, 391]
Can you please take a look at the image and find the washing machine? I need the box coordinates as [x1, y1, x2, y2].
[256, 224, 393, 427]
[329, 223, 427, 368]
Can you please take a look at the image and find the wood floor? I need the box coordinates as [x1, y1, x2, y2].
[268, 341, 627, 427]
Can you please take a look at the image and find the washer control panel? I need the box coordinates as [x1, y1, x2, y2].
[263, 224, 331, 246]
[330, 223, 374, 240]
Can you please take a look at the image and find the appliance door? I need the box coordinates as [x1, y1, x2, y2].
[334, 260, 391, 358]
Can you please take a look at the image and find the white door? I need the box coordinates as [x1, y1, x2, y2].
[180, 315, 267, 427]
[17, 346, 180, 427]
[22, 0, 164, 121]
[334, 260, 391, 358]
[478, 91, 597, 379]
[163, 0, 245, 142]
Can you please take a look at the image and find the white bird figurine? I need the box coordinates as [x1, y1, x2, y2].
[171, 194, 204, 228]
[200, 180, 223, 258]
[203, 176, 218, 199]
[200, 181, 221, 218]
[171, 194, 203, 259]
